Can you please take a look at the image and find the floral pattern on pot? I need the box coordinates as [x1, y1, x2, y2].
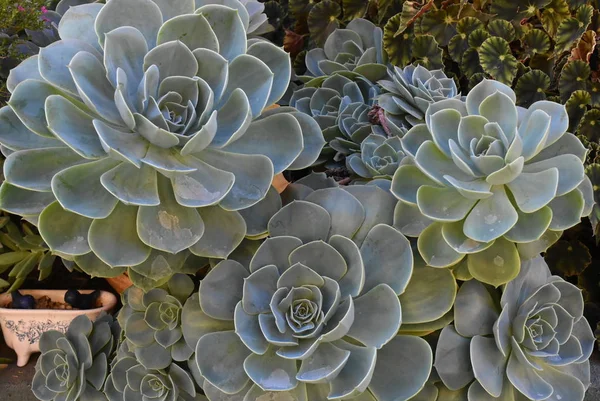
[434, 256, 595, 401]
[183, 185, 458, 400]
[391, 79, 594, 286]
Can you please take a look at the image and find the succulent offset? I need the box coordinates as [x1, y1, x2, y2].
[0, 0, 325, 282]
[378, 64, 461, 134]
[391, 79, 594, 286]
[104, 339, 205, 401]
[290, 73, 387, 165]
[346, 134, 406, 179]
[434, 257, 595, 401]
[182, 185, 457, 400]
[31, 313, 119, 401]
[118, 274, 195, 370]
[303, 19, 388, 83]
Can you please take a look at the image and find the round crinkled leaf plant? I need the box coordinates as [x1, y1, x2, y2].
[183, 185, 457, 400]
[391, 79, 594, 286]
[434, 256, 595, 401]
[0, 0, 325, 286]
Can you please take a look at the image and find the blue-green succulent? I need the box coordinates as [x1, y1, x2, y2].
[0, 0, 324, 286]
[378, 65, 461, 134]
[303, 19, 389, 83]
[32, 313, 119, 401]
[391, 79, 594, 286]
[434, 257, 594, 401]
[182, 186, 457, 400]
[346, 134, 406, 179]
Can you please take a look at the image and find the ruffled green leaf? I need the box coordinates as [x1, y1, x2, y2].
[559, 60, 590, 102]
[307, 0, 341, 47]
[515, 70, 550, 107]
[479, 37, 518, 85]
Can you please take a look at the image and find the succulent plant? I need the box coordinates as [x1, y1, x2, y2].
[378, 64, 461, 134]
[183, 185, 457, 400]
[118, 274, 194, 370]
[302, 18, 388, 83]
[194, 0, 272, 36]
[391, 79, 594, 286]
[32, 313, 119, 401]
[104, 339, 205, 401]
[434, 256, 594, 401]
[0, 0, 325, 284]
[290, 73, 390, 165]
[346, 134, 406, 179]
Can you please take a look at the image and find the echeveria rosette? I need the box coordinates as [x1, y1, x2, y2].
[302, 19, 388, 84]
[377, 64, 461, 134]
[32, 313, 119, 401]
[290, 73, 389, 166]
[433, 257, 595, 401]
[118, 274, 195, 370]
[346, 135, 407, 180]
[391, 79, 595, 286]
[104, 338, 206, 401]
[183, 186, 457, 400]
[0, 0, 325, 281]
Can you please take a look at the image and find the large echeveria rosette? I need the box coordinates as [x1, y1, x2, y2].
[183, 186, 457, 400]
[0, 0, 325, 280]
[433, 257, 595, 401]
[302, 19, 388, 84]
[377, 65, 461, 134]
[391, 79, 595, 286]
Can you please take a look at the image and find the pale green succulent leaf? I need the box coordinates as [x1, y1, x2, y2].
[74, 252, 126, 278]
[244, 347, 298, 391]
[399, 265, 456, 325]
[417, 186, 477, 222]
[200, 149, 273, 211]
[39, 39, 102, 96]
[100, 163, 160, 206]
[547, 189, 585, 230]
[327, 341, 376, 399]
[463, 186, 518, 243]
[200, 259, 247, 320]
[417, 222, 465, 268]
[222, 54, 273, 118]
[289, 241, 347, 281]
[249, 236, 302, 274]
[58, 4, 103, 52]
[304, 188, 365, 240]
[467, 237, 520, 287]
[196, 5, 247, 62]
[441, 221, 495, 254]
[248, 42, 291, 107]
[504, 206, 553, 243]
[393, 200, 434, 237]
[52, 159, 120, 219]
[89, 203, 150, 267]
[360, 224, 412, 296]
[6, 56, 42, 93]
[506, 169, 559, 213]
[238, 187, 281, 237]
[434, 325, 474, 390]
[268, 201, 331, 243]
[196, 331, 251, 394]
[95, 0, 163, 48]
[0, 107, 63, 151]
[137, 176, 205, 254]
[454, 280, 499, 337]
[0, 183, 55, 216]
[194, 50, 227, 103]
[522, 154, 584, 197]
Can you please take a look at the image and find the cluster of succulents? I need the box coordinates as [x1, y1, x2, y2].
[1, 1, 597, 401]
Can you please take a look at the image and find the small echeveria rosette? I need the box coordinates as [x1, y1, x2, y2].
[302, 19, 388, 83]
[32, 313, 119, 401]
[183, 186, 457, 400]
[290, 73, 388, 166]
[0, 0, 325, 284]
[104, 340, 206, 401]
[433, 257, 595, 401]
[346, 135, 407, 180]
[118, 274, 195, 370]
[391, 79, 595, 286]
[377, 65, 461, 134]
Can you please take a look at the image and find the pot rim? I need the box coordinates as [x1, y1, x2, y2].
[0, 290, 117, 315]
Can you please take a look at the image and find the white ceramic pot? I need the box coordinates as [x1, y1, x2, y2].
[0, 290, 117, 366]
